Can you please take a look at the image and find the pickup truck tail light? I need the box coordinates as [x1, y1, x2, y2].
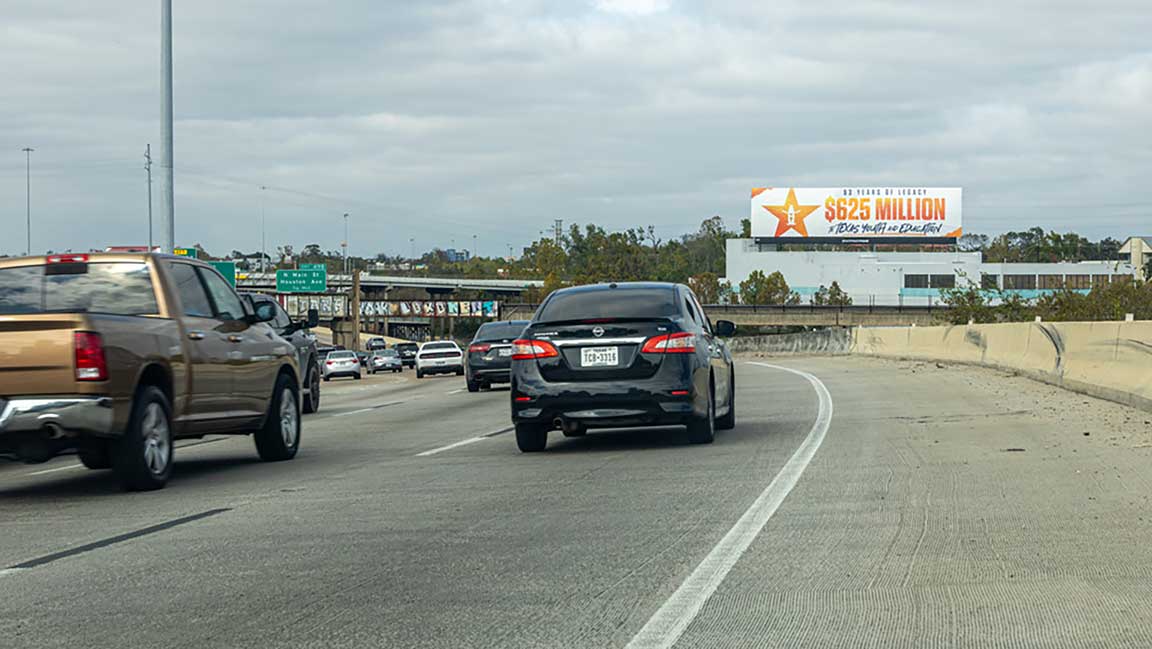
[74, 331, 108, 381]
[641, 332, 696, 354]
[511, 339, 559, 360]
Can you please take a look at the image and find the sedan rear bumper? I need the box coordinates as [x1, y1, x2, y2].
[511, 380, 699, 428]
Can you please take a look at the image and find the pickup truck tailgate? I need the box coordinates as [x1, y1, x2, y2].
[0, 315, 85, 396]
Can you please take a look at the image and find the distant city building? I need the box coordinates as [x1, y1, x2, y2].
[724, 239, 1139, 306]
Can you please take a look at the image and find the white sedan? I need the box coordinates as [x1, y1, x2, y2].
[415, 341, 464, 379]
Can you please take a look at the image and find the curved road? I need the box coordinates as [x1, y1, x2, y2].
[2, 357, 1151, 648]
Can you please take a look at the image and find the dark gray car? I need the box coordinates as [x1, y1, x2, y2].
[465, 320, 529, 392]
[242, 292, 322, 414]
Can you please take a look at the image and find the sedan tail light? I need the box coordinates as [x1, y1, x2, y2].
[74, 331, 108, 381]
[641, 332, 696, 354]
[469, 343, 491, 353]
[511, 339, 559, 360]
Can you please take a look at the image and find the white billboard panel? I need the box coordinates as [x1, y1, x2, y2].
[750, 187, 962, 242]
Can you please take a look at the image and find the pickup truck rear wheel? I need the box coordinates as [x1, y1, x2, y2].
[302, 364, 321, 414]
[112, 386, 173, 491]
[254, 374, 300, 462]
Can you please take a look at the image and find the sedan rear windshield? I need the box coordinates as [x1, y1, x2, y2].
[374, 350, 398, 357]
[475, 322, 527, 341]
[535, 288, 678, 323]
[0, 262, 159, 316]
[328, 351, 357, 359]
[422, 342, 457, 351]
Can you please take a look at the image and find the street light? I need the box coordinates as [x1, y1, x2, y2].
[260, 185, 267, 273]
[342, 213, 349, 276]
[21, 147, 33, 255]
[472, 234, 477, 259]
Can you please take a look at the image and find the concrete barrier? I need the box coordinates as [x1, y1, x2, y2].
[849, 321, 1152, 413]
[726, 328, 853, 355]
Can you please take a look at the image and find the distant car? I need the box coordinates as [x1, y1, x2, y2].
[415, 341, 464, 379]
[369, 349, 403, 374]
[355, 350, 371, 367]
[394, 342, 419, 367]
[366, 337, 388, 351]
[465, 320, 529, 392]
[242, 293, 323, 414]
[316, 343, 344, 357]
[323, 350, 362, 381]
[510, 282, 736, 452]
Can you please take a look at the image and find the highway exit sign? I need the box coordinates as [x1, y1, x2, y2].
[300, 263, 326, 270]
[209, 261, 237, 287]
[277, 269, 327, 293]
[173, 247, 197, 258]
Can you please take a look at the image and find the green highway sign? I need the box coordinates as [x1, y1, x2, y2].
[209, 261, 237, 287]
[173, 247, 197, 259]
[300, 263, 326, 270]
[277, 269, 327, 293]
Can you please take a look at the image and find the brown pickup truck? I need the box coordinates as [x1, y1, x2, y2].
[0, 252, 301, 491]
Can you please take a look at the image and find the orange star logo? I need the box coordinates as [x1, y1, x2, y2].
[763, 188, 819, 237]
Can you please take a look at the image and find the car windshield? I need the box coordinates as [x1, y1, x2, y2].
[328, 351, 356, 360]
[535, 287, 678, 322]
[0, 262, 158, 315]
[374, 350, 397, 357]
[474, 322, 527, 341]
[422, 342, 457, 351]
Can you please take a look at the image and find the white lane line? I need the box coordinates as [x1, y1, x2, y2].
[446, 388, 465, 395]
[0, 568, 29, 578]
[416, 436, 485, 457]
[26, 463, 84, 476]
[415, 427, 514, 457]
[625, 362, 834, 649]
[335, 407, 375, 417]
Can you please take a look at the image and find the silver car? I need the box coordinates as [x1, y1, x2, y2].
[369, 349, 403, 374]
[322, 350, 362, 381]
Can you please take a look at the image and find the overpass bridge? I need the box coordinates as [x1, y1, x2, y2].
[237, 272, 543, 296]
[500, 303, 943, 327]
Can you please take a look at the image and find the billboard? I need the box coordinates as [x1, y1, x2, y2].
[751, 187, 962, 243]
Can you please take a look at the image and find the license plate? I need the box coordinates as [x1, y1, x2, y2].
[581, 346, 618, 367]
[498, 348, 512, 357]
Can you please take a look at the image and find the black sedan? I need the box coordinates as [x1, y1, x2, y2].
[509, 282, 735, 452]
[465, 320, 529, 392]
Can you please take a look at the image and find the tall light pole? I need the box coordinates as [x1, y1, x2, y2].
[472, 234, 477, 259]
[409, 237, 415, 263]
[159, 0, 175, 252]
[145, 144, 153, 250]
[260, 185, 267, 272]
[21, 147, 33, 255]
[342, 213, 349, 276]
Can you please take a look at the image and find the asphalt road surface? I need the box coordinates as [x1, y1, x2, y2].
[3, 357, 1152, 648]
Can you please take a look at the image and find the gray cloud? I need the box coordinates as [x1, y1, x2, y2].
[1, 0, 1149, 258]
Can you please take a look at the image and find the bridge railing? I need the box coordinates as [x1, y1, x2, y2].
[502, 299, 940, 317]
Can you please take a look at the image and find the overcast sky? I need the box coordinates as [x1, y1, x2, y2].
[2, 0, 1150, 258]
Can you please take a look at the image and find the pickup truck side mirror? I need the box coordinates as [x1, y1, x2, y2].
[251, 302, 277, 324]
[714, 320, 736, 337]
[306, 308, 320, 328]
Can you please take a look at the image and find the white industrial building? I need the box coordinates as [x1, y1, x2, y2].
[724, 239, 1143, 306]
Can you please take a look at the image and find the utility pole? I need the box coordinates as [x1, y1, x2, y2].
[145, 144, 153, 250]
[472, 234, 477, 259]
[554, 219, 563, 244]
[159, 0, 175, 252]
[21, 147, 33, 255]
